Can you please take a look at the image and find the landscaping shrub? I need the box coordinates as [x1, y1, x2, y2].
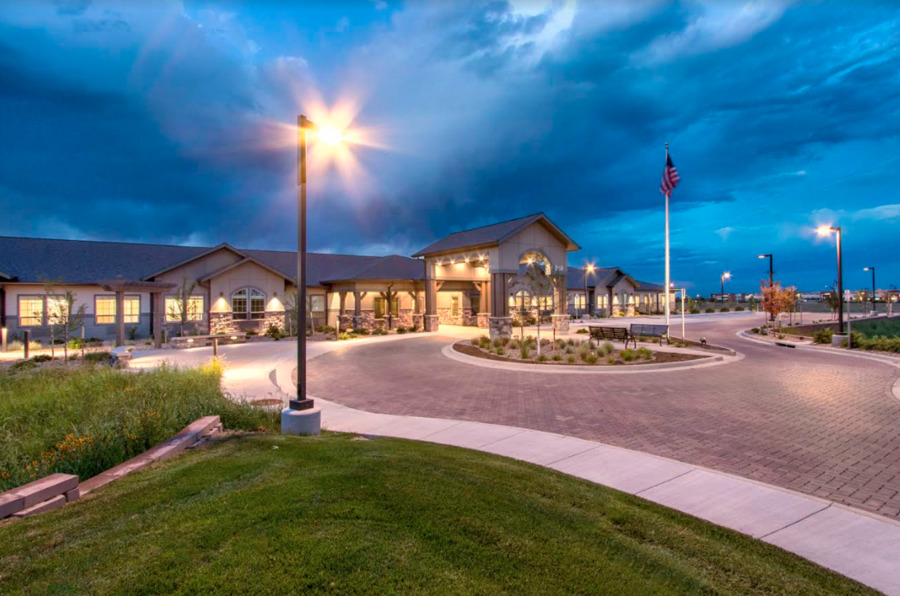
[575, 328, 588, 334]
[495, 347, 506, 356]
[580, 351, 598, 364]
[84, 351, 111, 364]
[735, 306, 745, 311]
[372, 328, 388, 336]
[492, 337, 509, 349]
[566, 339, 575, 346]
[690, 308, 700, 314]
[0, 364, 279, 491]
[606, 354, 618, 365]
[566, 355, 576, 363]
[636, 347, 652, 360]
[719, 307, 730, 312]
[353, 328, 370, 335]
[620, 349, 636, 362]
[840, 331, 863, 349]
[551, 354, 562, 361]
[265, 324, 285, 340]
[396, 326, 408, 334]
[600, 341, 614, 356]
[246, 330, 258, 337]
[316, 325, 335, 334]
[519, 343, 530, 359]
[705, 308, 715, 313]
[554, 339, 567, 350]
[855, 335, 900, 353]
[338, 333, 351, 341]
[812, 328, 833, 344]
[536, 354, 548, 362]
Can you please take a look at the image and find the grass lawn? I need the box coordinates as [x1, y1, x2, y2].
[0, 434, 875, 594]
[850, 316, 900, 339]
[0, 363, 279, 491]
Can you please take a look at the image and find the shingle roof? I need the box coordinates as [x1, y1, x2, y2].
[635, 280, 666, 292]
[0, 236, 424, 287]
[412, 213, 580, 257]
[566, 266, 620, 291]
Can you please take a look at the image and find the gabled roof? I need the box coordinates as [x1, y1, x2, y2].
[0, 236, 209, 284]
[197, 256, 294, 283]
[567, 266, 649, 291]
[142, 243, 246, 280]
[635, 280, 666, 292]
[321, 255, 424, 283]
[412, 212, 580, 257]
[0, 270, 15, 281]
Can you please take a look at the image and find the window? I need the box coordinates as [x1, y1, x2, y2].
[231, 288, 265, 320]
[307, 295, 326, 314]
[166, 295, 204, 322]
[18, 296, 44, 326]
[95, 295, 141, 325]
[374, 296, 399, 319]
[46, 296, 68, 324]
[451, 296, 460, 317]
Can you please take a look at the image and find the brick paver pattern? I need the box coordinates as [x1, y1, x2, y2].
[308, 319, 900, 520]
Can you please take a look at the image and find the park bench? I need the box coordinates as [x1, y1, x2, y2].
[587, 326, 636, 348]
[630, 323, 670, 346]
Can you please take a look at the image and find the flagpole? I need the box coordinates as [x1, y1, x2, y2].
[664, 142, 671, 327]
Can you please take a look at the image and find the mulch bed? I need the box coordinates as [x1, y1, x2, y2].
[453, 343, 703, 366]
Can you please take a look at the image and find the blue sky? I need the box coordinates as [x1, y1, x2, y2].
[1, 1, 899, 295]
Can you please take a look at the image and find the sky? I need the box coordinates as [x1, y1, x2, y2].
[1, 0, 899, 295]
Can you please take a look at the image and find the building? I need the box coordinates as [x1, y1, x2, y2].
[0, 213, 670, 344]
[566, 268, 669, 317]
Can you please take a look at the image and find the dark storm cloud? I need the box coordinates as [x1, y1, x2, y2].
[1, 1, 899, 292]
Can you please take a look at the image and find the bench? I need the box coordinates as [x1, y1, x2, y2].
[170, 334, 246, 356]
[587, 326, 636, 348]
[630, 324, 669, 345]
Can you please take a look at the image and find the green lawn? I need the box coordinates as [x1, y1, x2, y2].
[0, 434, 874, 594]
[0, 362, 279, 491]
[851, 316, 900, 339]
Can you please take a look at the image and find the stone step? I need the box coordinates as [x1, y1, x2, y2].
[11, 494, 67, 518]
[0, 473, 78, 519]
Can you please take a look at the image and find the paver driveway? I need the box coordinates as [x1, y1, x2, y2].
[307, 317, 900, 520]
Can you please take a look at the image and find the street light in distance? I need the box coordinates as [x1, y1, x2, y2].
[816, 225, 844, 334]
[720, 271, 731, 302]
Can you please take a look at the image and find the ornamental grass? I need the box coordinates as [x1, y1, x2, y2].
[0, 362, 279, 491]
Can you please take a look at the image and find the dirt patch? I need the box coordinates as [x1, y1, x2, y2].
[453, 342, 703, 366]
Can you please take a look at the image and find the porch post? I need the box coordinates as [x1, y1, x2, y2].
[152, 292, 164, 348]
[115, 290, 125, 347]
[425, 277, 439, 332]
[338, 291, 347, 331]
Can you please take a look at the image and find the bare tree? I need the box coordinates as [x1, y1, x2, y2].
[167, 277, 199, 337]
[522, 261, 553, 356]
[45, 286, 86, 365]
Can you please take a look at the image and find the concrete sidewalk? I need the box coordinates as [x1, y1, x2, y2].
[310, 395, 900, 595]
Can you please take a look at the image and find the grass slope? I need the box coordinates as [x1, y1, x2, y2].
[0, 364, 279, 490]
[0, 434, 874, 595]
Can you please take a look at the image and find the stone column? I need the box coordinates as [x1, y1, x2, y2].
[352, 290, 367, 330]
[488, 272, 512, 338]
[425, 279, 440, 332]
[338, 292, 347, 331]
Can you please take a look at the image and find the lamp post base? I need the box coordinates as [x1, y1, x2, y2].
[281, 406, 321, 436]
[289, 398, 315, 411]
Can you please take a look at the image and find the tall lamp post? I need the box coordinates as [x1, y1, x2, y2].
[583, 264, 595, 318]
[758, 253, 773, 321]
[283, 114, 348, 434]
[863, 267, 876, 315]
[720, 271, 731, 302]
[817, 225, 844, 334]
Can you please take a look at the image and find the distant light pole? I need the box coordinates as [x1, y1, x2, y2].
[863, 267, 876, 315]
[758, 253, 774, 321]
[720, 271, 731, 302]
[817, 225, 844, 334]
[671, 283, 686, 339]
[583, 264, 595, 318]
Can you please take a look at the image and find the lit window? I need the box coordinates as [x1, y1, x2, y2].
[18, 296, 44, 326]
[166, 295, 204, 322]
[374, 296, 399, 319]
[451, 296, 460, 317]
[232, 288, 265, 320]
[95, 295, 141, 325]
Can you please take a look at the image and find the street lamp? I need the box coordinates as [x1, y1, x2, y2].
[284, 114, 350, 433]
[720, 271, 731, 302]
[817, 225, 844, 334]
[583, 264, 595, 318]
[758, 253, 774, 321]
[863, 267, 876, 315]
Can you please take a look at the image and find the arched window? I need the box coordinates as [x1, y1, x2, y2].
[232, 288, 266, 320]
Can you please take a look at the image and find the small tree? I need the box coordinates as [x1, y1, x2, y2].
[167, 277, 199, 337]
[284, 288, 298, 336]
[761, 280, 796, 329]
[45, 287, 86, 365]
[823, 287, 841, 321]
[521, 262, 553, 356]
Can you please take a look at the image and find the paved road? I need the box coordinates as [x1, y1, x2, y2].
[307, 316, 900, 520]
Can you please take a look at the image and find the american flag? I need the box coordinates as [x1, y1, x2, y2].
[660, 153, 680, 196]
